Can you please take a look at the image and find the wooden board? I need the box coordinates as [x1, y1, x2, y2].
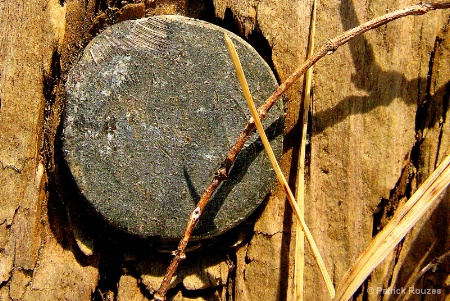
[0, 0, 448, 300]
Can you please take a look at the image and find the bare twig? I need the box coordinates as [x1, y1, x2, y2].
[153, 3, 450, 300]
[224, 32, 335, 299]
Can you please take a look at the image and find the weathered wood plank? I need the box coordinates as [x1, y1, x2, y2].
[0, 0, 99, 300]
[213, 1, 449, 300]
[1, 0, 448, 300]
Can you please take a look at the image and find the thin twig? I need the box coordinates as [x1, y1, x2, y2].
[224, 32, 335, 299]
[294, 1, 317, 300]
[153, 3, 450, 300]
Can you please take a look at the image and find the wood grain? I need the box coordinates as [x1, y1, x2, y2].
[0, 0, 448, 300]
[0, 0, 99, 300]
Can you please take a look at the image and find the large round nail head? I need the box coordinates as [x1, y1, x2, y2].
[63, 15, 283, 241]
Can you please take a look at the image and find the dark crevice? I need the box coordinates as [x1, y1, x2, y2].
[215, 8, 241, 35]
[276, 205, 291, 301]
[120, 260, 155, 300]
[180, 284, 223, 301]
[412, 34, 446, 178]
[186, 0, 216, 20]
[95, 0, 108, 13]
[138, 280, 155, 301]
[351, 280, 366, 301]
[372, 197, 388, 237]
[0, 272, 13, 290]
[434, 83, 449, 168]
[372, 159, 416, 236]
[42, 47, 62, 175]
[377, 240, 405, 301]
[370, 161, 411, 297]
[247, 26, 277, 79]
[190, 1, 278, 83]
[164, 283, 183, 300]
[43, 48, 61, 108]
[91, 249, 123, 301]
[225, 253, 236, 301]
[414, 36, 442, 142]
[361, 280, 370, 301]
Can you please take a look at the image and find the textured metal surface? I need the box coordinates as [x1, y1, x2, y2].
[63, 15, 282, 241]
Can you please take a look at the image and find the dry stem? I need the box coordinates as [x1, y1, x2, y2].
[294, 1, 316, 300]
[153, 2, 450, 300]
[334, 154, 450, 300]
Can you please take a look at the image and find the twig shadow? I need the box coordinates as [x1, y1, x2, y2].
[184, 116, 284, 238]
[282, 0, 449, 299]
[304, 0, 446, 137]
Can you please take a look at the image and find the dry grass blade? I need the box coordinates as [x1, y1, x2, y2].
[224, 32, 336, 299]
[334, 154, 450, 301]
[294, 0, 317, 300]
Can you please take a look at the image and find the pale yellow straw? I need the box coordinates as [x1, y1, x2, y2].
[335, 153, 450, 300]
[295, 1, 317, 300]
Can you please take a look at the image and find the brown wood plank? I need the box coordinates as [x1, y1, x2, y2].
[0, 0, 448, 300]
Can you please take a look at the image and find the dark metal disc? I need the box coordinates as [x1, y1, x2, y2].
[63, 15, 282, 241]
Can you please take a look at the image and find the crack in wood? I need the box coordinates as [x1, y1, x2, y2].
[435, 86, 449, 166]
[0, 157, 35, 175]
[0, 162, 23, 174]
